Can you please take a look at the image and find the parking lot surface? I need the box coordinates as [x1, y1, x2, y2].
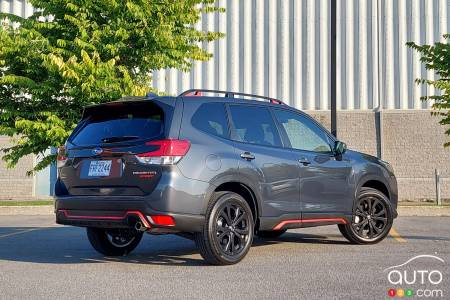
[0, 216, 449, 299]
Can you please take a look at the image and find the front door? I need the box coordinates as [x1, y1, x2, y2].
[272, 109, 354, 219]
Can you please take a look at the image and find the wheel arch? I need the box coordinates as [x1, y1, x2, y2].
[356, 173, 391, 198]
[354, 175, 398, 219]
[214, 182, 259, 222]
[205, 175, 261, 228]
[361, 179, 390, 199]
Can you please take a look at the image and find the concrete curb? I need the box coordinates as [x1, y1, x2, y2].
[0, 205, 449, 217]
[397, 206, 450, 217]
[0, 205, 54, 216]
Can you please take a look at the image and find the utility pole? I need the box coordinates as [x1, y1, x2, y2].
[330, 0, 337, 137]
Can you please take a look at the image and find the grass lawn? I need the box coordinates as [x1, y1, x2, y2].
[0, 200, 54, 206]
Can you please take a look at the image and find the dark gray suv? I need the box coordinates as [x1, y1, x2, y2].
[55, 89, 398, 265]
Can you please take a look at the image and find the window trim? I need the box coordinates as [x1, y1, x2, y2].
[226, 103, 285, 149]
[271, 107, 335, 155]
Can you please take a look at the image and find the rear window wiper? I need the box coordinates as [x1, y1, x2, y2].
[101, 136, 140, 143]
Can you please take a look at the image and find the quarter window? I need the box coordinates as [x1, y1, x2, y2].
[273, 109, 332, 153]
[191, 103, 229, 138]
[229, 105, 282, 147]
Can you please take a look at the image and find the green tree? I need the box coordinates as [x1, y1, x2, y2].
[407, 34, 450, 147]
[0, 0, 223, 174]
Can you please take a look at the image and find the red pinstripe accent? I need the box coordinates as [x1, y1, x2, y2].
[59, 210, 151, 228]
[273, 218, 348, 230]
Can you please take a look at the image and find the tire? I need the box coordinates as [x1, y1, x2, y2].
[194, 192, 254, 265]
[256, 229, 287, 238]
[339, 187, 394, 244]
[87, 227, 143, 256]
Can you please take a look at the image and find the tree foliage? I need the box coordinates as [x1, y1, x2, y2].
[0, 0, 223, 173]
[407, 34, 450, 147]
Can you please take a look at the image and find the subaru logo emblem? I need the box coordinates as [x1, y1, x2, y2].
[92, 147, 103, 155]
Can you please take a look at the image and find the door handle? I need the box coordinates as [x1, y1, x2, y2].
[298, 158, 311, 166]
[240, 152, 255, 160]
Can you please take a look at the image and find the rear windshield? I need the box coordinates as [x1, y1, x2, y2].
[71, 102, 164, 146]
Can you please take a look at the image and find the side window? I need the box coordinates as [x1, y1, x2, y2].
[273, 109, 332, 153]
[229, 105, 282, 147]
[191, 103, 229, 138]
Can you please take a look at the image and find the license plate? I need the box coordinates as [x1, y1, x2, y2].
[88, 160, 112, 177]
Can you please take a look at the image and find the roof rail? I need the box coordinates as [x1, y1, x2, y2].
[178, 89, 285, 105]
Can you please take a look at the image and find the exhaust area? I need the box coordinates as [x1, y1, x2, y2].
[134, 221, 147, 232]
[126, 215, 149, 232]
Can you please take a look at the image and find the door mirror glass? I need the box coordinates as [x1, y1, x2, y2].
[334, 141, 347, 155]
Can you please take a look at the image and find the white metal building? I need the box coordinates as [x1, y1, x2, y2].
[152, 0, 450, 110]
[2, 0, 449, 109]
[0, 0, 449, 200]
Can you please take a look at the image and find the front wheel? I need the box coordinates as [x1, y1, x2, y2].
[194, 192, 254, 265]
[87, 227, 143, 256]
[339, 187, 394, 244]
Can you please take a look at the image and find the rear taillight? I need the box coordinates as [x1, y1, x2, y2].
[57, 145, 68, 168]
[136, 139, 190, 165]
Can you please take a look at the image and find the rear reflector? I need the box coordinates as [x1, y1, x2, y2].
[136, 139, 190, 165]
[148, 215, 175, 226]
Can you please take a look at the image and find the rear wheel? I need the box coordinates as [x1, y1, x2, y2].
[194, 192, 254, 265]
[87, 227, 143, 256]
[338, 187, 393, 244]
[256, 229, 287, 238]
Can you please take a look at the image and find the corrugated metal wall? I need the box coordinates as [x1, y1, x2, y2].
[0, 0, 34, 18]
[154, 0, 450, 110]
[2, 0, 449, 110]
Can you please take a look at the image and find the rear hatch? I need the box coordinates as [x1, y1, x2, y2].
[57, 98, 186, 196]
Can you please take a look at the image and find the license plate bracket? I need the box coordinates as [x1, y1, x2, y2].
[87, 160, 112, 177]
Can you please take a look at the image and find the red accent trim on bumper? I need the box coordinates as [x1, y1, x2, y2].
[273, 218, 347, 230]
[58, 210, 151, 228]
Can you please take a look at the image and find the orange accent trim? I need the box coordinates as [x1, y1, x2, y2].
[273, 218, 347, 230]
[59, 210, 151, 228]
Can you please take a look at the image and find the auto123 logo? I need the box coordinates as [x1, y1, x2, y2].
[384, 255, 445, 298]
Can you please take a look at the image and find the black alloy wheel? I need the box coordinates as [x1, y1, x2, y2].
[87, 227, 143, 256]
[338, 187, 393, 244]
[215, 203, 251, 256]
[106, 228, 138, 248]
[352, 195, 388, 239]
[195, 192, 254, 265]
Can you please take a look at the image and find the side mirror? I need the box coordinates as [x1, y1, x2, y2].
[334, 141, 347, 155]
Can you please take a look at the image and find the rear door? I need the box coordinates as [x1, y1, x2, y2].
[227, 104, 300, 218]
[58, 100, 174, 196]
[272, 108, 353, 218]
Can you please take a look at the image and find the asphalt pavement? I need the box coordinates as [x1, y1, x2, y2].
[0, 215, 448, 299]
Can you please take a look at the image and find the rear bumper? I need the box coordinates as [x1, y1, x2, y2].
[55, 166, 211, 232]
[55, 197, 205, 232]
